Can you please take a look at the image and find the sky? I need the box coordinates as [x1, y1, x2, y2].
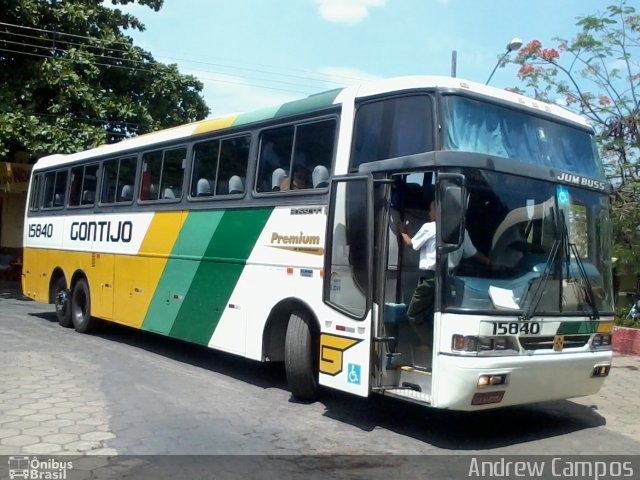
[118, 0, 614, 118]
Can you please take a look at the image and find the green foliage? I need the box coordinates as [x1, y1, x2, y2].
[509, 1, 640, 274]
[0, 0, 209, 160]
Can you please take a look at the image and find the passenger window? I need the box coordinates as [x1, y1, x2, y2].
[68, 164, 98, 207]
[140, 147, 186, 202]
[256, 126, 294, 192]
[256, 119, 335, 193]
[42, 170, 68, 209]
[101, 157, 137, 204]
[190, 135, 250, 198]
[29, 174, 42, 211]
[217, 136, 249, 196]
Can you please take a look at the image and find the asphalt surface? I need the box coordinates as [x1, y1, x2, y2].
[1, 281, 639, 478]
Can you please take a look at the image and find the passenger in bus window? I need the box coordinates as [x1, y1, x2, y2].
[280, 168, 310, 191]
[398, 196, 436, 348]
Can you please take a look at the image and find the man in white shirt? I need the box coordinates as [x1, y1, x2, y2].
[398, 200, 436, 345]
[398, 199, 495, 347]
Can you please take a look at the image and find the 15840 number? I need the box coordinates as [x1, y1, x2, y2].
[492, 321, 541, 335]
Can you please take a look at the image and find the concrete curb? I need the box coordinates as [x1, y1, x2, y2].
[612, 326, 640, 356]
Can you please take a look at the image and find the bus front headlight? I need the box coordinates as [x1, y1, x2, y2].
[452, 335, 518, 354]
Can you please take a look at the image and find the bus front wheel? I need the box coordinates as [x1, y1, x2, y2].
[284, 310, 319, 401]
[71, 278, 97, 333]
[54, 277, 72, 328]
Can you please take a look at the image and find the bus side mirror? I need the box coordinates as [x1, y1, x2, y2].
[438, 173, 466, 253]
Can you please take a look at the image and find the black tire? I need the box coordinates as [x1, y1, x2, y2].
[54, 277, 72, 328]
[71, 278, 97, 333]
[284, 310, 319, 401]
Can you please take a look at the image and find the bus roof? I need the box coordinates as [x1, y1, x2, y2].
[33, 75, 591, 171]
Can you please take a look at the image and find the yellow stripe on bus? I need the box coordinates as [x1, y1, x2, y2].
[192, 115, 239, 135]
[597, 321, 614, 334]
[113, 211, 187, 329]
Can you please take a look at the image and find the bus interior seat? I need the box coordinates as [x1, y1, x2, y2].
[120, 185, 133, 201]
[53, 194, 63, 207]
[271, 168, 287, 191]
[312, 165, 329, 188]
[229, 175, 244, 194]
[163, 187, 175, 199]
[196, 178, 212, 197]
[81, 190, 95, 204]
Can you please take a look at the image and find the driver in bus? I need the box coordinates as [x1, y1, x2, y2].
[398, 195, 497, 348]
[398, 196, 437, 347]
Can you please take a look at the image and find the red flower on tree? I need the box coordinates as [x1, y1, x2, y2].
[539, 48, 559, 61]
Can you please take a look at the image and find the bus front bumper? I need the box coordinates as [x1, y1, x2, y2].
[434, 350, 612, 411]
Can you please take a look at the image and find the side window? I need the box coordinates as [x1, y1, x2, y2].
[101, 157, 137, 204]
[29, 174, 41, 211]
[218, 136, 249, 195]
[256, 126, 294, 192]
[140, 147, 186, 202]
[256, 119, 335, 193]
[190, 135, 250, 198]
[68, 164, 98, 207]
[191, 141, 219, 198]
[351, 95, 433, 172]
[292, 120, 334, 190]
[42, 169, 68, 209]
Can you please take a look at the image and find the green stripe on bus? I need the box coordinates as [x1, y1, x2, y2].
[231, 89, 342, 127]
[141, 211, 225, 335]
[557, 321, 598, 335]
[274, 89, 342, 118]
[168, 207, 273, 345]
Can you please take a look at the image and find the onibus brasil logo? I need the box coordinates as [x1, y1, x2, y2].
[7, 456, 73, 480]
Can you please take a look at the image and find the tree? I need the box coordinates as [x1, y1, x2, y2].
[508, 1, 640, 272]
[0, 0, 210, 161]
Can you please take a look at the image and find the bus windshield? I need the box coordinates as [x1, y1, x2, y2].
[442, 95, 605, 179]
[443, 170, 614, 315]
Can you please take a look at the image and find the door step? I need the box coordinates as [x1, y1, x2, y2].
[400, 365, 432, 375]
[382, 387, 432, 405]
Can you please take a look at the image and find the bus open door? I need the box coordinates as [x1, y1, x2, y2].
[320, 175, 374, 397]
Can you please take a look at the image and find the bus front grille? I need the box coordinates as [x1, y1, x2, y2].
[519, 335, 591, 351]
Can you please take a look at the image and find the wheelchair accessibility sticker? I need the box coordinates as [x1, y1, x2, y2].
[347, 363, 361, 385]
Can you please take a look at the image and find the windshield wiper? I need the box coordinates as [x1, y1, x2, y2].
[520, 237, 560, 321]
[560, 211, 600, 320]
[520, 209, 601, 321]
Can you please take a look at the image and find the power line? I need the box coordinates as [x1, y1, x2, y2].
[0, 46, 319, 95]
[0, 27, 351, 88]
[0, 21, 367, 88]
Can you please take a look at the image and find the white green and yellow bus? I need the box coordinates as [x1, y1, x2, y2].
[23, 76, 613, 410]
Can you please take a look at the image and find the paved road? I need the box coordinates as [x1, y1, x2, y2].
[1, 283, 640, 460]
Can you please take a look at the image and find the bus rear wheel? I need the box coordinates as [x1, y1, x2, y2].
[71, 278, 97, 333]
[284, 310, 319, 401]
[54, 277, 72, 328]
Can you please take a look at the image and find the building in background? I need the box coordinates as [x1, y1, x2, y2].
[0, 158, 32, 280]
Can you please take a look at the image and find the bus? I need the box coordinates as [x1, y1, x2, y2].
[23, 76, 613, 410]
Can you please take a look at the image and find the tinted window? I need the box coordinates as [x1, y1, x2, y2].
[140, 147, 186, 201]
[190, 135, 250, 197]
[42, 170, 68, 209]
[29, 174, 41, 211]
[256, 119, 335, 193]
[351, 95, 433, 171]
[101, 157, 137, 204]
[442, 95, 604, 178]
[69, 164, 98, 207]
